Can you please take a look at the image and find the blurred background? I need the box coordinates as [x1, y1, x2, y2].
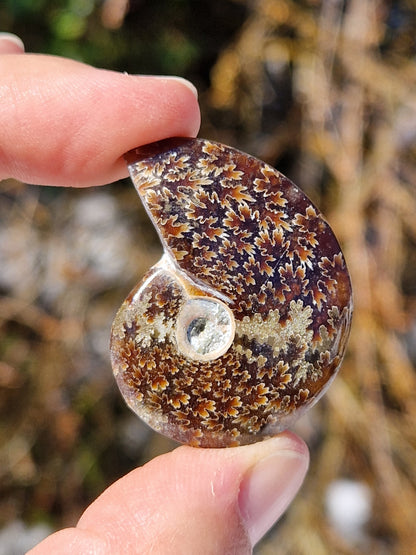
[0, 0, 415, 553]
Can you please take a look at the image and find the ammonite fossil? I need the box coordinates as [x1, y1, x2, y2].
[110, 138, 352, 448]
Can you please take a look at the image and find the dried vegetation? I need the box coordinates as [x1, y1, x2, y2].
[1, 0, 416, 553]
[207, 2, 416, 551]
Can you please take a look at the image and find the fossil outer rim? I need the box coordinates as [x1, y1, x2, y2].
[110, 137, 353, 448]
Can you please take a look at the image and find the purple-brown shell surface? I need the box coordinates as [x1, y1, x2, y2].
[110, 137, 352, 448]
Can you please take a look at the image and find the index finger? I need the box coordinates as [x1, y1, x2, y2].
[0, 53, 200, 187]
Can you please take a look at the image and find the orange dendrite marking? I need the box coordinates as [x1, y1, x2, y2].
[223, 396, 242, 417]
[223, 208, 244, 229]
[195, 399, 216, 418]
[162, 215, 189, 238]
[170, 392, 191, 409]
[151, 376, 169, 391]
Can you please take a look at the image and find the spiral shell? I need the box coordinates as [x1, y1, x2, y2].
[110, 138, 352, 447]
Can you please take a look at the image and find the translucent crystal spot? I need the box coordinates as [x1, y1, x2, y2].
[176, 298, 235, 361]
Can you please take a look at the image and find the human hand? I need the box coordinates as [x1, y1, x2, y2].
[0, 34, 199, 187]
[29, 434, 308, 554]
[0, 34, 309, 554]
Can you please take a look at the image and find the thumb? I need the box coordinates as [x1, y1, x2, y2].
[29, 432, 308, 554]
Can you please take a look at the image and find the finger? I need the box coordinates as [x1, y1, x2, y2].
[29, 433, 309, 554]
[0, 54, 200, 186]
[0, 33, 25, 54]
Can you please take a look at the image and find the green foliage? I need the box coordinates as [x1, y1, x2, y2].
[1, 2, 416, 553]
[3, 0, 245, 77]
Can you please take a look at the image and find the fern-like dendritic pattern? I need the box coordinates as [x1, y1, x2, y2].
[110, 138, 352, 447]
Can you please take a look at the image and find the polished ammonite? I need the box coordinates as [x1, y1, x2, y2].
[110, 137, 352, 447]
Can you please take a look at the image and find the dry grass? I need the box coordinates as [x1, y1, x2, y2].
[205, 1, 416, 552]
[1, 0, 415, 553]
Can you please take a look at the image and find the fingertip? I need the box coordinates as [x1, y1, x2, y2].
[172, 434, 310, 548]
[237, 435, 309, 546]
[0, 33, 25, 54]
[0, 55, 201, 186]
[83, 72, 201, 186]
[151, 75, 198, 100]
[32, 434, 308, 553]
[132, 74, 201, 139]
[276, 430, 310, 460]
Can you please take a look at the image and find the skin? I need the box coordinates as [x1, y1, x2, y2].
[0, 35, 310, 554]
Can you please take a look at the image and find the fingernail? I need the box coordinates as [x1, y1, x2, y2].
[154, 76, 198, 98]
[239, 443, 308, 546]
[0, 32, 25, 52]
